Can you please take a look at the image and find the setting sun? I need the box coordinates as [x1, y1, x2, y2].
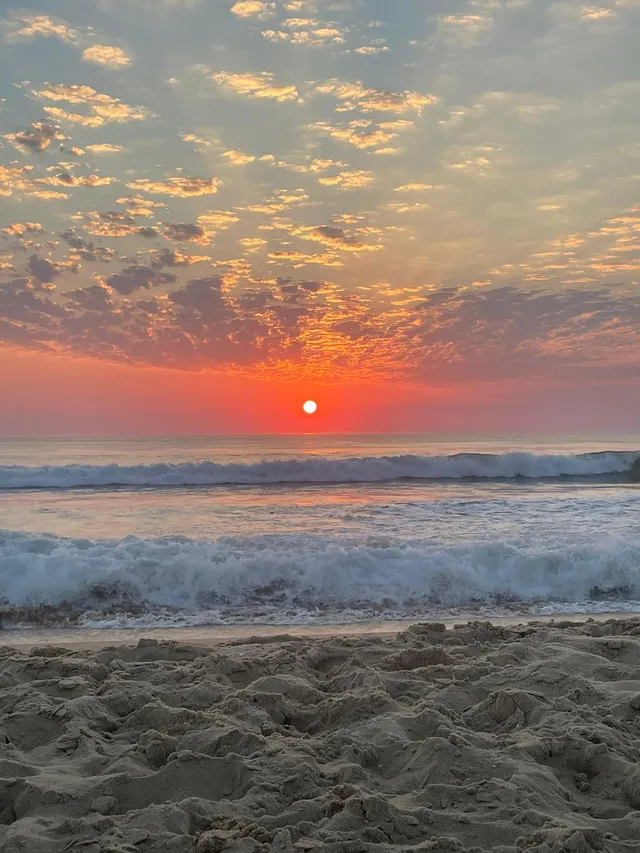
[303, 400, 318, 415]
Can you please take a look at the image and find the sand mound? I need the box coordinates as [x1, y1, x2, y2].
[2, 619, 640, 852]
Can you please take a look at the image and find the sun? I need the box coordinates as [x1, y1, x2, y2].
[303, 400, 318, 415]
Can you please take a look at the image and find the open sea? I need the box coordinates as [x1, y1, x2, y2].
[1, 433, 639, 632]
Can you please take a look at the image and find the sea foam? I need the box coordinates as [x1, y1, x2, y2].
[2, 529, 640, 627]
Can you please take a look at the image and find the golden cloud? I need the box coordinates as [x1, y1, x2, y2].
[268, 250, 343, 267]
[384, 202, 429, 213]
[197, 210, 241, 231]
[42, 107, 105, 127]
[209, 70, 299, 102]
[1, 222, 43, 237]
[3, 13, 80, 43]
[33, 84, 149, 124]
[315, 79, 437, 113]
[291, 225, 381, 252]
[318, 170, 375, 190]
[240, 237, 268, 252]
[39, 172, 115, 188]
[29, 190, 71, 200]
[230, 1, 275, 18]
[354, 44, 389, 55]
[309, 158, 346, 172]
[262, 25, 345, 45]
[3, 121, 63, 153]
[394, 183, 435, 192]
[126, 177, 222, 196]
[580, 7, 617, 20]
[310, 120, 397, 149]
[222, 149, 256, 165]
[117, 196, 166, 216]
[81, 45, 133, 68]
[86, 144, 125, 154]
[151, 249, 208, 266]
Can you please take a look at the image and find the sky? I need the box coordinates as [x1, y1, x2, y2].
[0, 0, 639, 434]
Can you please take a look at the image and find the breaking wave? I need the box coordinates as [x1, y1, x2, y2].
[0, 450, 638, 490]
[2, 529, 640, 628]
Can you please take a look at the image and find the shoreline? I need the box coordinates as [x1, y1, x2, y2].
[2, 610, 638, 651]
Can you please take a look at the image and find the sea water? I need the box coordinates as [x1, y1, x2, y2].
[0, 433, 639, 629]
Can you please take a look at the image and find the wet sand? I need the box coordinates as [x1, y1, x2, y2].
[2, 617, 640, 852]
[0, 612, 633, 652]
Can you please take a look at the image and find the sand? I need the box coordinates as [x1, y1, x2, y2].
[1, 619, 640, 852]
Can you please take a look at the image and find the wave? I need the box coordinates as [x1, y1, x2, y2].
[2, 529, 640, 627]
[0, 450, 638, 490]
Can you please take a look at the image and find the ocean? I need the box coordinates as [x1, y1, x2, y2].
[1, 433, 639, 632]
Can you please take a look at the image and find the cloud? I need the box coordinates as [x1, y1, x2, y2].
[353, 44, 389, 55]
[2, 222, 43, 237]
[222, 149, 256, 165]
[206, 70, 300, 102]
[261, 23, 345, 45]
[318, 169, 375, 190]
[230, 1, 275, 18]
[4, 122, 63, 153]
[394, 183, 435, 193]
[117, 196, 166, 216]
[579, 7, 617, 20]
[101, 265, 176, 295]
[164, 222, 210, 245]
[81, 45, 133, 68]
[32, 84, 149, 124]
[2, 13, 80, 44]
[80, 210, 156, 238]
[291, 224, 381, 252]
[240, 237, 268, 252]
[315, 79, 437, 113]
[268, 250, 343, 267]
[85, 144, 125, 154]
[41, 108, 105, 127]
[151, 249, 208, 267]
[28, 190, 71, 200]
[384, 201, 429, 214]
[310, 120, 398, 149]
[197, 211, 241, 232]
[438, 12, 494, 43]
[3, 259, 640, 384]
[125, 177, 221, 196]
[39, 171, 115, 188]
[27, 255, 65, 283]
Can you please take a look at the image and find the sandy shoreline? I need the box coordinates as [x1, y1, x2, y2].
[1, 611, 637, 651]
[2, 617, 640, 852]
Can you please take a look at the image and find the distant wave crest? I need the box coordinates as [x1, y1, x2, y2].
[2, 529, 640, 627]
[0, 450, 637, 490]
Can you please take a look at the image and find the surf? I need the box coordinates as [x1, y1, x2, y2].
[2, 528, 640, 628]
[0, 450, 638, 490]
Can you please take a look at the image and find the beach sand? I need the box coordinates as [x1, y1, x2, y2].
[1, 618, 640, 852]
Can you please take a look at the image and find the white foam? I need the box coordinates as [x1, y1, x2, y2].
[0, 450, 636, 489]
[2, 529, 640, 626]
